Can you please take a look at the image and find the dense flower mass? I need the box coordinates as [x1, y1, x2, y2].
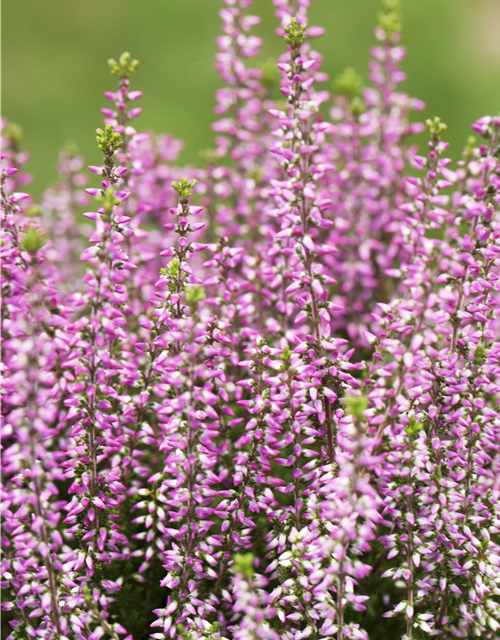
[2, 1, 500, 639]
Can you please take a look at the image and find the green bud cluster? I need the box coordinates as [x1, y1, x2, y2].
[378, 0, 402, 39]
[334, 67, 363, 100]
[96, 124, 123, 182]
[284, 18, 306, 55]
[426, 116, 447, 138]
[108, 51, 139, 80]
[172, 177, 197, 205]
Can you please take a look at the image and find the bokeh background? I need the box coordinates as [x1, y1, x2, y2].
[2, 0, 500, 197]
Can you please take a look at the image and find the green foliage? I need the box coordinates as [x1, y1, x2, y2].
[171, 177, 197, 204]
[199, 148, 217, 164]
[279, 345, 292, 366]
[63, 138, 80, 156]
[404, 416, 421, 441]
[95, 125, 123, 182]
[346, 550, 407, 638]
[94, 186, 120, 207]
[473, 343, 487, 368]
[161, 257, 180, 279]
[346, 395, 368, 420]
[378, 0, 402, 39]
[185, 284, 205, 304]
[233, 552, 255, 578]
[463, 135, 477, 157]
[3, 121, 23, 147]
[0, 591, 16, 640]
[284, 18, 306, 54]
[24, 204, 41, 218]
[259, 57, 281, 93]
[96, 124, 122, 157]
[94, 186, 120, 221]
[21, 226, 45, 254]
[333, 66, 366, 117]
[350, 96, 366, 117]
[104, 556, 167, 640]
[334, 66, 363, 99]
[108, 51, 139, 80]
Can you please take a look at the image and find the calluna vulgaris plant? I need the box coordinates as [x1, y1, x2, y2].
[2, 0, 500, 638]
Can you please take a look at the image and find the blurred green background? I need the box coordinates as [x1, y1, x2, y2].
[2, 0, 500, 197]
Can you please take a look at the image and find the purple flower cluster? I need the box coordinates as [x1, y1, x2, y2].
[2, 1, 500, 639]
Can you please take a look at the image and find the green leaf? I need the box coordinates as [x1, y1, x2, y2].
[161, 257, 180, 279]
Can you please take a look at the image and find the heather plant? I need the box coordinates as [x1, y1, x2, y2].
[2, 1, 500, 639]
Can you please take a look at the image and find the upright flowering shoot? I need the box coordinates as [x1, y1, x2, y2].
[1, 144, 70, 640]
[164, 178, 200, 324]
[377, 0, 402, 41]
[104, 52, 142, 155]
[59, 121, 142, 639]
[270, 16, 337, 462]
[147, 178, 232, 640]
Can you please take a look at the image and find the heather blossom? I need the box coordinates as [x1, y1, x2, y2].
[2, 1, 500, 639]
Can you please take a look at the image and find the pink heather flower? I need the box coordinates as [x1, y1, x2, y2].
[2, 2, 500, 639]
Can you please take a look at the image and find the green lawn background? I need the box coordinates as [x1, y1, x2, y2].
[2, 0, 500, 197]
